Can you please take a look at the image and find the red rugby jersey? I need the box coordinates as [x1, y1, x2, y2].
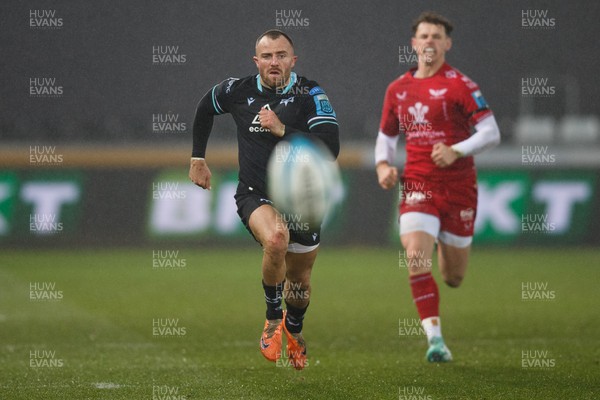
[379, 63, 493, 181]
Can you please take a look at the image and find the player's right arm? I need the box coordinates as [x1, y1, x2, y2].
[189, 78, 236, 190]
[375, 83, 400, 190]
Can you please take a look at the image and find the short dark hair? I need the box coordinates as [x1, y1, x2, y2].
[255, 29, 294, 49]
[411, 12, 453, 36]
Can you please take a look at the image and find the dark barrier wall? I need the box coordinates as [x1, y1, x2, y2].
[2, 167, 598, 247]
[2, 1, 599, 143]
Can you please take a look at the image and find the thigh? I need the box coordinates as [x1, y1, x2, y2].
[235, 182, 277, 242]
[248, 204, 289, 246]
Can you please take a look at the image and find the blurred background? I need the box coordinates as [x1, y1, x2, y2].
[1, 0, 599, 248]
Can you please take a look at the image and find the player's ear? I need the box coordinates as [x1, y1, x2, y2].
[253, 55, 259, 68]
[290, 55, 297, 69]
[445, 37, 452, 52]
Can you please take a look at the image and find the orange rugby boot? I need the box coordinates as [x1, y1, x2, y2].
[282, 313, 308, 370]
[260, 318, 283, 362]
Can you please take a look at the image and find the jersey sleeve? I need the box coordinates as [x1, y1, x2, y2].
[379, 83, 399, 136]
[304, 85, 338, 131]
[207, 77, 239, 115]
[287, 84, 340, 159]
[455, 76, 493, 126]
[191, 78, 239, 157]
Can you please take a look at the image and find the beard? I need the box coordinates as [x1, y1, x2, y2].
[262, 70, 289, 89]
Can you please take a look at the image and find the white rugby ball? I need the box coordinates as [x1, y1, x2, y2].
[267, 137, 339, 228]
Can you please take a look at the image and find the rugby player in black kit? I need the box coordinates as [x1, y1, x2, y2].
[189, 30, 339, 370]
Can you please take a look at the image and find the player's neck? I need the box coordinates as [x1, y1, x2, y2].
[414, 60, 445, 79]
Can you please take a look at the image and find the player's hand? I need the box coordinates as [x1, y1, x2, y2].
[431, 142, 460, 168]
[258, 107, 285, 137]
[189, 158, 212, 190]
[376, 162, 398, 190]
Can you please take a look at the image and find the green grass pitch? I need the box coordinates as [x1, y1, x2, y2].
[0, 247, 599, 399]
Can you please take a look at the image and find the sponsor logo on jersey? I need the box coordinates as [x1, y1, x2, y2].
[461, 76, 478, 89]
[314, 94, 335, 116]
[247, 97, 256, 106]
[460, 208, 475, 221]
[407, 102, 429, 123]
[250, 104, 272, 133]
[280, 96, 295, 106]
[309, 86, 324, 96]
[471, 90, 489, 109]
[429, 88, 448, 99]
[461, 208, 475, 230]
[396, 91, 407, 101]
[225, 78, 237, 93]
[405, 191, 428, 205]
[445, 70, 458, 79]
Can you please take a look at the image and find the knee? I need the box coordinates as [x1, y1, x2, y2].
[403, 246, 433, 275]
[263, 230, 288, 256]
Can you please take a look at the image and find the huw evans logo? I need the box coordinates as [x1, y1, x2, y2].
[152, 113, 187, 133]
[152, 182, 187, 200]
[275, 143, 310, 163]
[29, 9, 63, 29]
[30, 282, 63, 301]
[152, 385, 187, 400]
[152, 318, 187, 337]
[398, 318, 426, 337]
[521, 282, 556, 301]
[399, 112, 433, 133]
[152, 45, 187, 65]
[399, 250, 432, 270]
[521, 214, 556, 234]
[398, 386, 432, 400]
[152, 250, 187, 269]
[521, 145, 556, 165]
[521, 77, 556, 97]
[29, 146, 63, 165]
[275, 349, 310, 368]
[521, 350, 556, 369]
[276, 281, 309, 301]
[398, 45, 433, 65]
[276, 213, 310, 232]
[29, 214, 63, 234]
[275, 10, 309, 28]
[521, 9, 556, 29]
[30, 350, 64, 368]
[29, 77, 63, 97]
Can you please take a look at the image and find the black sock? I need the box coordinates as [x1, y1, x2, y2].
[285, 301, 309, 334]
[263, 280, 284, 320]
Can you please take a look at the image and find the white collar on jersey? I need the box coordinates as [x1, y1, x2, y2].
[256, 72, 297, 94]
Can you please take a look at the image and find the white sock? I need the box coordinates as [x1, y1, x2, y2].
[421, 317, 442, 343]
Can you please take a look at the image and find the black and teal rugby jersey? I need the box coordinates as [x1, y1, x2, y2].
[192, 72, 339, 195]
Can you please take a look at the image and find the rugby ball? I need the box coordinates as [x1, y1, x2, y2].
[267, 136, 339, 228]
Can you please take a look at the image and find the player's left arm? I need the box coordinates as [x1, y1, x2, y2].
[432, 84, 501, 168]
[261, 85, 339, 160]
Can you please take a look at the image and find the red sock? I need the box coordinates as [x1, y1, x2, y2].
[409, 272, 439, 320]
